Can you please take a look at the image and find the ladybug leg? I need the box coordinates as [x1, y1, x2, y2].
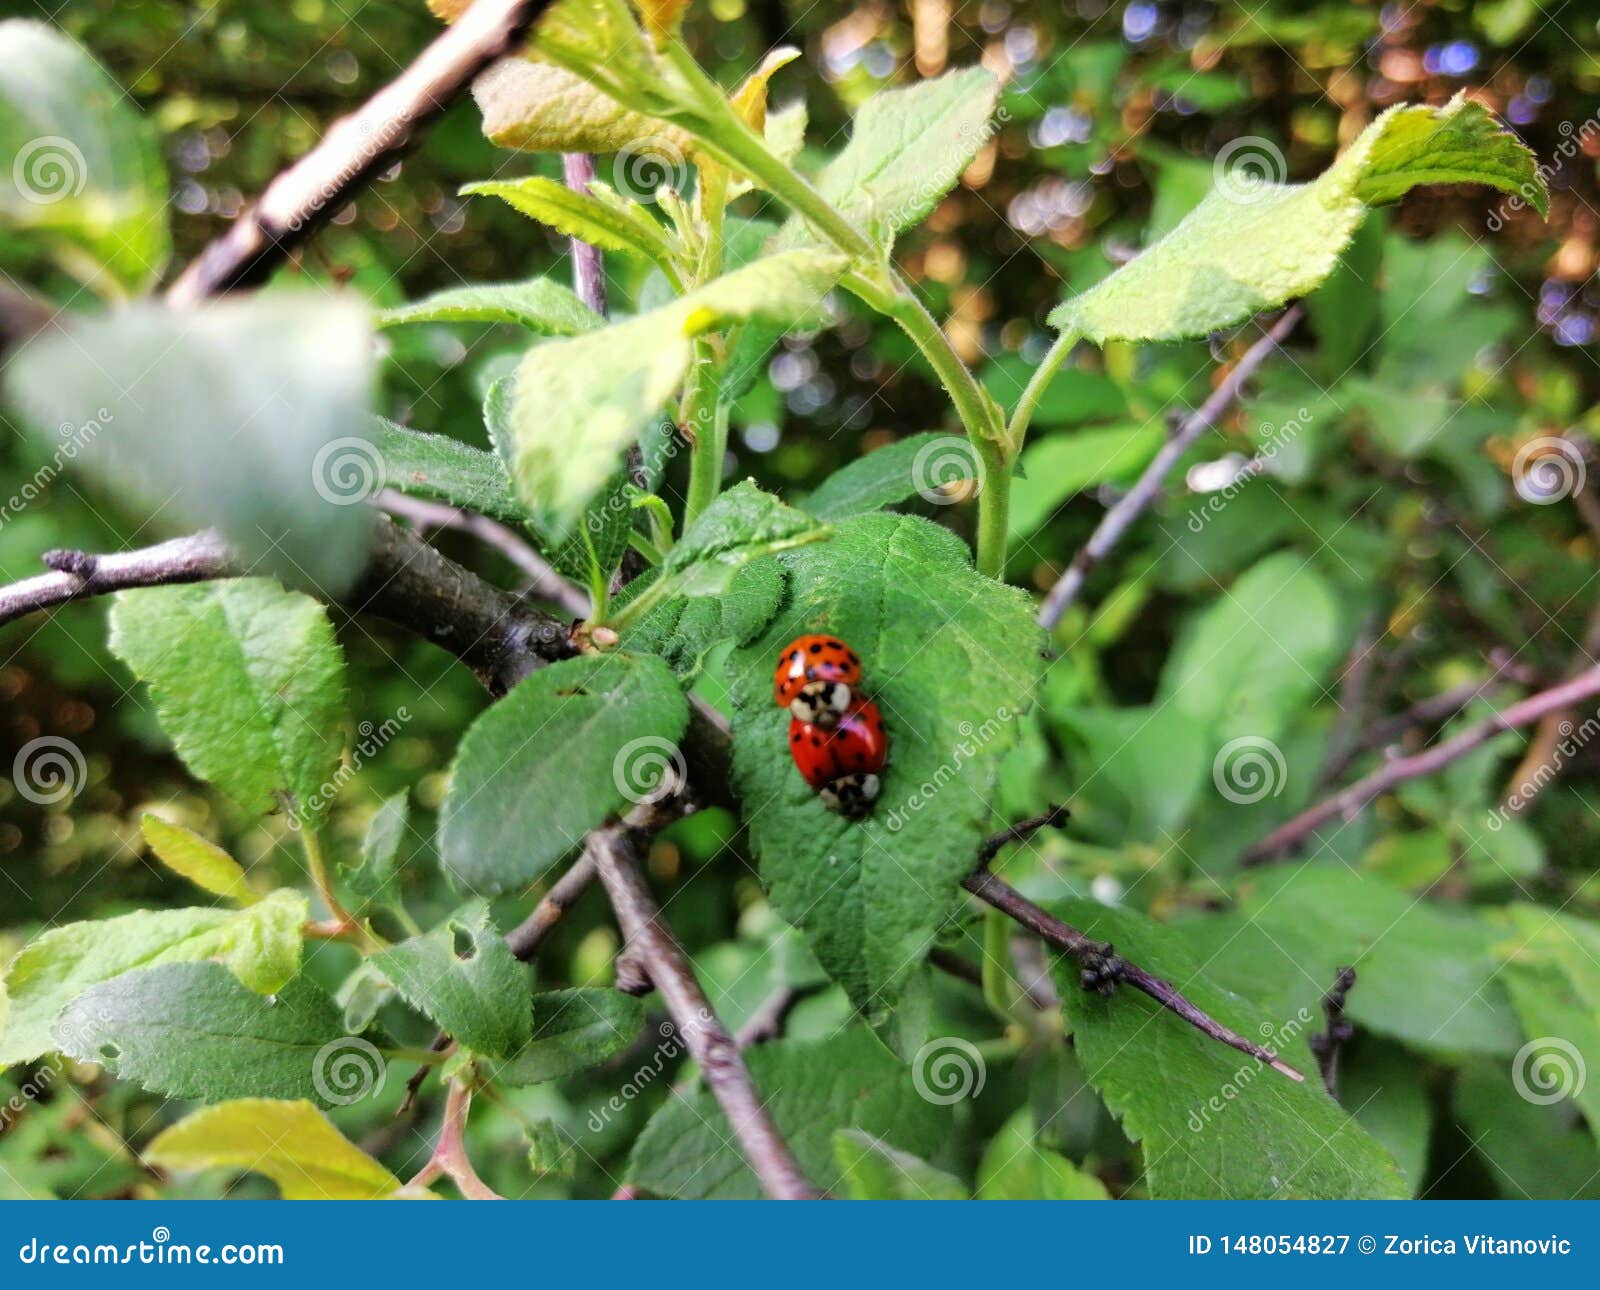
[789, 679, 851, 728]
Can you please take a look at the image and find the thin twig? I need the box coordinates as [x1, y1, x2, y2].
[561, 153, 608, 317]
[377, 489, 589, 617]
[167, 0, 552, 302]
[1036, 306, 1304, 630]
[0, 531, 238, 627]
[1247, 666, 1600, 863]
[409, 1079, 503, 1200]
[1309, 966, 1357, 1098]
[587, 824, 821, 1199]
[976, 804, 1070, 866]
[734, 984, 804, 1048]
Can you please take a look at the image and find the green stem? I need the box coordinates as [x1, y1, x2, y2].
[681, 341, 726, 528]
[981, 906, 1022, 1020]
[973, 437, 1011, 580]
[1006, 328, 1078, 454]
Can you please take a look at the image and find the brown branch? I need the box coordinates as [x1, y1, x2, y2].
[166, 0, 552, 302]
[1247, 666, 1600, 864]
[0, 531, 238, 627]
[409, 1079, 502, 1200]
[1308, 966, 1357, 1098]
[1036, 305, 1304, 630]
[587, 824, 821, 1199]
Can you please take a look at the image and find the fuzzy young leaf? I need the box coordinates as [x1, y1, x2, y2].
[373, 420, 526, 523]
[627, 1028, 953, 1198]
[622, 560, 786, 674]
[1050, 901, 1406, 1199]
[491, 988, 644, 1085]
[140, 814, 256, 906]
[803, 432, 954, 520]
[780, 67, 999, 250]
[370, 902, 530, 1058]
[472, 56, 689, 157]
[439, 652, 688, 895]
[506, 251, 845, 537]
[376, 278, 602, 334]
[464, 175, 679, 269]
[0, 19, 170, 293]
[144, 1099, 408, 1200]
[55, 963, 353, 1106]
[1051, 96, 1545, 343]
[109, 580, 348, 826]
[0, 894, 306, 1067]
[728, 514, 1044, 1012]
[833, 1130, 968, 1200]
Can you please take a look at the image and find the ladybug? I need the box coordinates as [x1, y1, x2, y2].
[788, 696, 888, 819]
[774, 635, 863, 728]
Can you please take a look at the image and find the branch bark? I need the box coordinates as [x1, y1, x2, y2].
[1036, 306, 1304, 630]
[1247, 666, 1600, 864]
[166, 0, 551, 302]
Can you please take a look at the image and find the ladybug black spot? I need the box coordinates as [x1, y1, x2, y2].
[809, 643, 823, 654]
[847, 651, 860, 666]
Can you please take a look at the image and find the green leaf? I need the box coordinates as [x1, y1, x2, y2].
[0, 894, 307, 1067]
[802, 432, 953, 520]
[1340, 1040, 1432, 1195]
[342, 792, 410, 914]
[373, 419, 526, 523]
[5, 295, 376, 593]
[780, 67, 999, 250]
[0, 19, 170, 293]
[1008, 422, 1165, 542]
[626, 1028, 952, 1198]
[1157, 550, 1345, 747]
[55, 963, 353, 1106]
[1049, 901, 1406, 1199]
[464, 175, 679, 269]
[728, 514, 1044, 1012]
[370, 902, 530, 1058]
[490, 987, 644, 1085]
[506, 251, 845, 536]
[471, 55, 689, 157]
[439, 652, 688, 895]
[622, 559, 785, 674]
[108, 580, 348, 826]
[1051, 96, 1545, 343]
[975, 1110, 1110, 1199]
[145, 1099, 409, 1200]
[139, 815, 255, 905]
[376, 278, 602, 334]
[1493, 905, 1600, 1148]
[1055, 705, 1207, 839]
[1454, 1061, 1600, 1199]
[833, 1129, 968, 1200]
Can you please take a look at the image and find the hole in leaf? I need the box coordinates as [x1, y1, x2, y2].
[451, 924, 477, 961]
[97, 1042, 121, 1064]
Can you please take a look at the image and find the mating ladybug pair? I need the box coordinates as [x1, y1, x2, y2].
[773, 635, 888, 819]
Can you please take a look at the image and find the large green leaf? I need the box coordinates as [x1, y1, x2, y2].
[376, 278, 602, 334]
[0, 894, 306, 1067]
[779, 67, 999, 251]
[108, 580, 348, 827]
[1008, 422, 1164, 543]
[802, 432, 954, 521]
[975, 1110, 1110, 1199]
[621, 559, 785, 675]
[728, 514, 1044, 1012]
[626, 1028, 952, 1198]
[491, 987, 644, 1085]
[506, 250, 845, 536]
[145, 1100, 409, 1200]
[0, 19, 169, 293]
[1454, 1062, 1600, 1199]
[5, 295, 377, 593]
[439, 652, 688, 895]
[471, 56, 689, 157]
[371, 902, 530, 1058]
[1050, 901, 1406, 1199]
[55, 963, 354, 1106]
[1051, 96, 1545, 343]
[833, 1129, 968, 1200]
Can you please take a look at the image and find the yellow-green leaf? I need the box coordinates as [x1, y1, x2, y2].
[140, 814, 256, 906]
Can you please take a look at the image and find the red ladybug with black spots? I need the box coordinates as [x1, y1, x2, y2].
[773, 634, 863, 729]
[788, 695, 887, 820]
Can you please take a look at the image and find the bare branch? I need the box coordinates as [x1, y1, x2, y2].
[561, 153, 609, 317]
[0, 531, 238, 627]
[1247, 666, 1600, 863]
[587, 824, 821, 1199]
[1036, 305, 1304, 630]
[167, 0, 551, 303]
